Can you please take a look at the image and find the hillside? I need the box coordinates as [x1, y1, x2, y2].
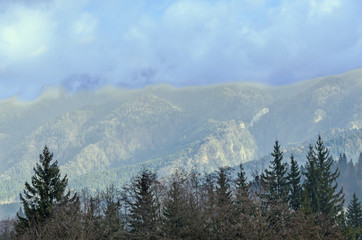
[0, 68, 362, 206]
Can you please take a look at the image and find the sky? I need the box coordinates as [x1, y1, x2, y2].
[0, 0, 362, 100]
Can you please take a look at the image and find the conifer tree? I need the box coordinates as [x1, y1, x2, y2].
[183, 169, 205, 239]
[162, 171, 187, 239]
[287, 154, 302, 211]
[304, 144, 319, 213]
[101, 184, 124, 239]
[357, 153, 362, 180]
[261, 140, 289, 202]
[338, 153, 348, 173]
[316, 136, 344, 219]
[202, 172, 216, 238]
[235, 163, 249, 207]
[215, 167, 233, 206]
[303, 136, 344, 220]
[301, 189, 313, 215]
[346, 193, 362, 240]
[214, 167, 233, 239]
[14, 146, 77, 237]
[126, 168, 160, 239]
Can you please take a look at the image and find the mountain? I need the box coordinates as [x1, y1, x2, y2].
[0, 68, 361, 209]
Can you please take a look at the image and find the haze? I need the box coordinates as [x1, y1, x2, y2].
[1, 0, 362, 100]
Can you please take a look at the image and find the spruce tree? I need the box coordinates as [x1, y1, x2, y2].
[303, 135, 344, 220]
[304, 144, 319, 213]
[162, 171, 187, 239]
[346, 193, 362, 240]
[235, 163, 249, 207]
[127, 168, 160, 239]
[215, 167, 232, 206]
[101, 184, 124, 239]
[287, 154, 302, 211]
[14, 146, 77, 237]
[214, 167, 233, 239]
[261, 140, 289, 202]
[316, 136, 344, 219]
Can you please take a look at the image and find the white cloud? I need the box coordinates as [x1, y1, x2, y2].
[72, 12, 98, 43]
[0, 5, 53, 63]
[0, 0, 361, 99]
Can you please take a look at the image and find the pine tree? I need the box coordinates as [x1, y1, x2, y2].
[261, 140, 289, 202]
[346, 193, 362, 240]
[14, 146, 77, 237]
[126, 168, 160, 239]
[287, 154, 302, 211]
[303, 135, 344, 220]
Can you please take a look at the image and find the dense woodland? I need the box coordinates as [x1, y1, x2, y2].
[1, 136, 362, 239]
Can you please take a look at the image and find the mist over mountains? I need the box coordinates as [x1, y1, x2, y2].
[0, 68, 362, 205]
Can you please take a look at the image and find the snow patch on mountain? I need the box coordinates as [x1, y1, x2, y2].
[314, 109, 326, 123]
[250, 108, 269, 127]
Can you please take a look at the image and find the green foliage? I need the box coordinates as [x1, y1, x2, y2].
[14, 146, 77, 238]
[215, 167, 233, 207]
[261, 140, 289, 203]
[287, 154, 302, 211]
[346, 193, 362, 239]
[303, 135, 344, 220]
[235, 163, 250, 209]
[100, 184, 125, 239]
[162, 171, 187, 239]
[126, 168, 160, 239]
[5, 139, 361, 239]
[214, 167, 234, 239]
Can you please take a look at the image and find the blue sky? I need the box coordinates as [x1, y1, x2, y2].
[0, 0, 362, 100]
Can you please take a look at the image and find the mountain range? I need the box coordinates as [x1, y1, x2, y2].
[0, 68, 361, 210]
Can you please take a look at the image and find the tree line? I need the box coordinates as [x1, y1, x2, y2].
[1, 136, 362, 239]
[337, 152, 362, 204]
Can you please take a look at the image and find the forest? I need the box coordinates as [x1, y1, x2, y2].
[0, 136, 362, 240]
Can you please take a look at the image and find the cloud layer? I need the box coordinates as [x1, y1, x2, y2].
[0, 0, 362, 99]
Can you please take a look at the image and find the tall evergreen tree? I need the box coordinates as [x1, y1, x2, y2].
[101, 184, 124, 239]
[261, 140, 289, 202]
[303, 135, 344, 220]
[183, 169, 205, 239]
[235, 163, 249, 207]
[14, 146, 77, 237]
[202, 172, 216, 239]
[126, 168, 160, 239]
[287, 154, 302, 211]
[304, 143, 322, 214]
[162, 171, 187, 239]
[215, 167, 233, 207]
[346, 193, 362, 240]
[214, 167, 233, 239]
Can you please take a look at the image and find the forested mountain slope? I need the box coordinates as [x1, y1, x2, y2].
[0, 68, 361, 205]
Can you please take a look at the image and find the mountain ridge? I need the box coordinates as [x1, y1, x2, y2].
[0, 68, 361, 205]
